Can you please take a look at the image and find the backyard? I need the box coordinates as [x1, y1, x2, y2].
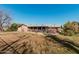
[0, 32, 78, 54]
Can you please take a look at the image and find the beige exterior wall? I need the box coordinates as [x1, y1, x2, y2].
[17, 25, 28, 32]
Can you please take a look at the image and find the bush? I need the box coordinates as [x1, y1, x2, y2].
[6, 23, 18, 31]
[65, 30, 75, 36]
[61, 21, 79, 36]
[60, 29, 75, 36]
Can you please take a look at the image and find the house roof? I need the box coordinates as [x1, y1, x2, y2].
[18, 24, 61, 27]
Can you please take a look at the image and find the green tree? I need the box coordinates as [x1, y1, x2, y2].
[7, 23, 18, 31]
[62, 21, 79, 36]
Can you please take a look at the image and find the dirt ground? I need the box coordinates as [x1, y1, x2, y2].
[0, 32, 77, 54]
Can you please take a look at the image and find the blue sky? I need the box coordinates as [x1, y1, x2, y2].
[0, 4, 79, 25]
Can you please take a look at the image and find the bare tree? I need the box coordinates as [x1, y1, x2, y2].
[0, 11, 12, 31]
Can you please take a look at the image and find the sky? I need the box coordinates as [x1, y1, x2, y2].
[0, 4, 79, 25]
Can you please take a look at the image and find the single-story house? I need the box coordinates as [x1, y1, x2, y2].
[17, 24, 61, 33]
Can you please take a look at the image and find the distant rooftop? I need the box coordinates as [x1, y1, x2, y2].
[26, 24, 61, 27]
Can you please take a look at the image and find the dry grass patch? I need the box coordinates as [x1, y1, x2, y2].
[0, 32, 77, 54]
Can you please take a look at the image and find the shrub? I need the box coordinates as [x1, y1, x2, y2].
[61, 21, 79, 36]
